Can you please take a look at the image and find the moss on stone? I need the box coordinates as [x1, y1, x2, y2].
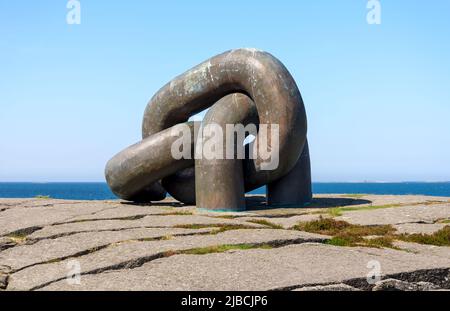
[247, 219, 283, 229]
[398, 226, 450, 246]
[294, 217, 397, 249]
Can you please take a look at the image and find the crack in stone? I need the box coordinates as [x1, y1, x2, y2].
[0, 205, 122, 238]
[208, 199, 449, 221]
[1, 226, 44, 238]
[29, 237, 326, 291]
[52, 214, 149, 225]
[0, 200, 40, 209]
[271, 281, 338, 291]
[25, 203, 55, 208]
[270, 267, 450, 291]
[50, 211, 196, 226]
[12, 245, 110, 274]
[56, 205, 123, 224]
[22, 218, 283, 243]
[393, 220, 441, 226]
[0, 265, 12, 290]
[11, 230, 215, 274]
[25, 226, 180, 242]
[211, 212, 313, 219]
[343, 268, 450, 291]
[0, 239, 17, 252]
[1, 211, 192, 239]
[2, 219, 264, 248]
[19, 201, 110, 209]
[24, 223, 288, 243]
[1, 206, 126, 239]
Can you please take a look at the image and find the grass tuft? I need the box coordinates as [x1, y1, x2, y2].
[162, 243, 273, 257]
[293, 217, 397, 248]
[292, 217, 352, 235]
[341, 194, 367, 199]
[321, 204, 403, 217]
[35, 195, 50, 199]
[247, 219, 283, 229]
[183, 243, 273, 255]
[5, 232, 29, 244]
[364, 236, 397, 249]
[326, 236, 357, 247]
[294, 217, 450, 249]
[398, 226, 450, 246]
[161, 235, 173, 241]
[162, 250, 178, 257]
[214, 215, 239, 219]
[162, 211, 194, 216]
[328, 208, 343, 217]
[339, 204, 401, 213]
[173, 223, 255, 235]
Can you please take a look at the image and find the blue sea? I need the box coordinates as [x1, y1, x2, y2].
[0, 182, 449, 200]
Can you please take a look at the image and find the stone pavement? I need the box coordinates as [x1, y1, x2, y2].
[0, 194, 449, 291]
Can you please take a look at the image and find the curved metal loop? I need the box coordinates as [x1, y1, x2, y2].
[105, 49, 311, 210]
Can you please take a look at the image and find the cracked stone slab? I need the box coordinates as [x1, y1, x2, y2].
[0, 199, 58, 210]
[336, 194, 450, 207]
[230, 196, 450, 229]
[202, 195, 450, 222]
[0, 227, 215, 271]
[1, 196, 449, 291]
[66, 205, 194, 223]
[394, 241, 450, 259]
[0, 265, 11, 290]
[2, 199, 122, 211]
[372, 278, 440, 291]
[294, 284, 360, 291]
[0, 274, 7, 289]
[0, 200, 128, 236]
[27, 215, 264, 239]
[38, 243, 450, 291]
[0, 238, 16, 251]
[240, 214, 323, 229]
[393, 223, 447, 234]
[337, 203, 450, 226]
[0, 198, 195, 237]
[6, 229, 328, 290]
[250, 194, 450, 216]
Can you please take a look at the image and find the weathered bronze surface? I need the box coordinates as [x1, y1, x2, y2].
[106, 48, 311, 210]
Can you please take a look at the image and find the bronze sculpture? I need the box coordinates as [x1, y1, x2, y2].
[106, 48, 311, 210]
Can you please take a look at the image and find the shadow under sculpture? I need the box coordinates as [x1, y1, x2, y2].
[105, 48, 312, 210]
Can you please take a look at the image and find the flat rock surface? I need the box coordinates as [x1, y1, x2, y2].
[1, 194, 449, 291]
[337, 203, 450, 226]
[41, 244, 450, 291]
[393, 223, 447, 234]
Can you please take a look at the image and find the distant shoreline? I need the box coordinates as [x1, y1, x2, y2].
[1, 181, 449, 184]
[1, 182, 450, 200]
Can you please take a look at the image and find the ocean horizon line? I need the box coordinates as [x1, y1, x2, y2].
[2, 181, 450, 200]
[1, 181, 450, 184]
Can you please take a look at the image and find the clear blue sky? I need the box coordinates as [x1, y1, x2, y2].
[1, 1, 449, 182]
